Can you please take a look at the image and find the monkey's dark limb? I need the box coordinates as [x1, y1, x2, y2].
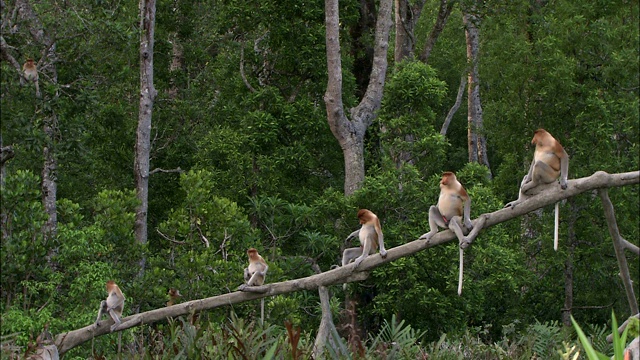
[460, 214, 487, 249]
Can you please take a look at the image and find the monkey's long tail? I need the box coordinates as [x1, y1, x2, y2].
[260, 298, 264, 325]
[554, 202, 559, 251]
[118, 332, 122, 356]
[458, 247, 464, 296]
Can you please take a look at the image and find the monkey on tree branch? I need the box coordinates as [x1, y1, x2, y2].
[46, 170, 639, 356]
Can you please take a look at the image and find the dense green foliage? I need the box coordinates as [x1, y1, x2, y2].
[1, 0, 638, 357]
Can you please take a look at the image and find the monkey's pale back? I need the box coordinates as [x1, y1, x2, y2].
[533, 147, 561, 178]
[358, 223, 379, 252]
[106, 286, 124, 314]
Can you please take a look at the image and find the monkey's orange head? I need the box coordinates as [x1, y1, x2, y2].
[531, 128, 551, 145]
[357, 209, 373, 224]
[168, 288, 182, 297]
[441, 172, 455, 186]
[247, 248, 258, 257]
[106, 280, 116, 291]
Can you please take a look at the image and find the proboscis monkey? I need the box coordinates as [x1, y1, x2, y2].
[95, 280, 125, 332]
[21, 58, 41, 98]
[243, 248, 268, 287]
[505, 128, 569, 250]
[239, 248, 268, 323]
[340, 209, 388, 289]
[342, 209, 388, 268]
[419, 172, 473, 295]
[166, 288, 182, 306]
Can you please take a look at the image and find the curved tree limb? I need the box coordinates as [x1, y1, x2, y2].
[419, 0, 454, 64]
[324, 0, 393, 195]
[440, 74, 466, 136]
[606, 313, 640, 343]
[598, 189, 639, 315]
[54, 170, 639, 355]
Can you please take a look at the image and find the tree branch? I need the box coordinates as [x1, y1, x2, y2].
[149, 167, 183, 175]
[420, 0, 454, 64]
[0, 35, 22, 72]
[440, 74, 466, 136]
[1, 145, 15, 165]
[606, 313, 640, 343]
[598, 189, 639, 315]
[239, 45, 256, 93]
[54, 170, 639, 355]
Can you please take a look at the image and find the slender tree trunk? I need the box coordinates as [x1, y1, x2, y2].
[349, 0, 376, 98]
[167, 32, 183, 100]
[562, 200, 577, 327]
[1, 138, 14, 241]
[42, 123, 57, 239]
[134, 0, 157, 255]
[0, 139, 13, 188]
[394, 0, 420, 63]
[599, 189, 639, 315]
[462, 3, 491, 173]
[324, 0, 393, 195]
[420, 0, 453, 64]
[392, 0, 425, 168]
[440, 74, 466, 136]
[14, 0, 60, 247]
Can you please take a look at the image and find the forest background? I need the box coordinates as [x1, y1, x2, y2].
[0, 0, 638, 358]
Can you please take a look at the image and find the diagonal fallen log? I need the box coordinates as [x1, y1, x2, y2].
[54, 170, 639, 355]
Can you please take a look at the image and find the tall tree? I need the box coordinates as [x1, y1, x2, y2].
[324, 0, 393, 195]
[462, 1, 490, 172]
[134, 0, 157, 251]
[394, 0, 425, 63]
[2, 0, 60, 243]
[419, 0, 454, 64]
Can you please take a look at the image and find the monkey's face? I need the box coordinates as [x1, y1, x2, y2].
[441, 174, 453, 186]
[531, 134, 539, 145]
[357, 209, 371, 224]
[531, 129, 551, 146]
[248, 249, 260, 261]
[106, 281, 116, 291]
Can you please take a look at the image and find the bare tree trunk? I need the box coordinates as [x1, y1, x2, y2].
[134, 0, 157, 256]
[0, 139, 14, 188]
[440, 74, 466, 136]
[42, 124, 57, 240]
[391, 0, 425, 169]
[562, 200, 577, 327]
[313, 286, 343, 358]
[13, 0, 60, 246]
[167, 32, 183, 100]
[420, 0, 453, 64]
[324, 0, 393, 195]
[462, 3, 491, 174]
[394, 0, 423, 62]
[599, 189, 639, 316]
[1, 138, 14, 241]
